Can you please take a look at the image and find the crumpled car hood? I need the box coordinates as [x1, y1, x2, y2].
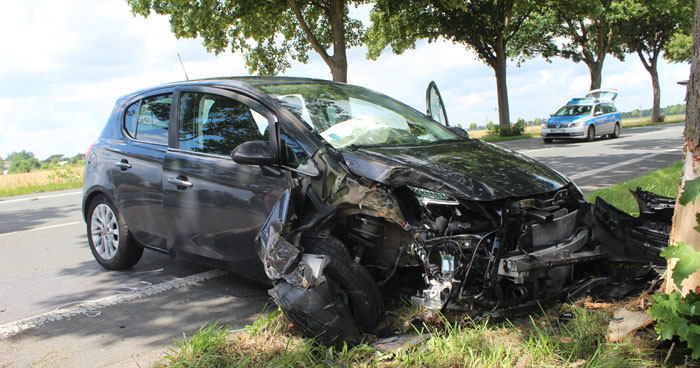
[341, 140, 569, 201]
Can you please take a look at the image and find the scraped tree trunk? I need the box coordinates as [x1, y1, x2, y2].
[494, 36, 511, 127]
[664, 0, 700, 295]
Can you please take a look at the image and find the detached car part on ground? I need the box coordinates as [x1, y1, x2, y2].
[83, 77, 672, 346]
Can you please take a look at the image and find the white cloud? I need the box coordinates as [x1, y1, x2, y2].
[0, 0, 690, 159]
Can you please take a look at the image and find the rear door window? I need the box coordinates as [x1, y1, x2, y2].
[135, 94, 171, 145]
[177, 92, 269, 156]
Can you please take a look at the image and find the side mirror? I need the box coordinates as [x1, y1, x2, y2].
[447, 126, 469, 139]
[232, 141, 276, 166]
[549, 114, 554, 117]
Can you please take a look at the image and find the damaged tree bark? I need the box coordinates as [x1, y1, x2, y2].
[664, 0, 700, 295]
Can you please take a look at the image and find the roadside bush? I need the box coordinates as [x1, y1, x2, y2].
[487, 119, 526, 137]
[658, 114, 665, 122]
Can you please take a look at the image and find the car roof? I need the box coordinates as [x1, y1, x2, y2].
[118, 76, 337, 101]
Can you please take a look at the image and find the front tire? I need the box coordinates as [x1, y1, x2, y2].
[543, 138, 553, 143]
[586, 125, 595, 142]
[87, 195, 143, 270]
[301, 235, 385, 331]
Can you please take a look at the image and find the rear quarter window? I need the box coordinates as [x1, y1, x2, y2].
[124, 94, 172, 145]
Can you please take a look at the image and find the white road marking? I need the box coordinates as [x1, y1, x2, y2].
[0, 269, 228, 339]
[0, 221, 84, 237]
[0, 190, 82, 204]
[569, 147, 682, 180]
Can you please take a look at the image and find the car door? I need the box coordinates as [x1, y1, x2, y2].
[162, 87, 286, 277]
[109, 90, 172, 249]
[426, 81, 449, 126]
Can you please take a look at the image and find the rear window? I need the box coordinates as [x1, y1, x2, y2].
[123, 94, 172, 145]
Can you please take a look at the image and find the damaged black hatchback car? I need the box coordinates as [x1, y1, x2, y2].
[83, 77, 655, 344]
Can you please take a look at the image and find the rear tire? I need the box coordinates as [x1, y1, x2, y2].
[610, 123, 620, 138]
[301, 235, 385, 331]
[87, 195, 143, 270]
[586, 125, 595, 142]
[543, 138, 553, 143]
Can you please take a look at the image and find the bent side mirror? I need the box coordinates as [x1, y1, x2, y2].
[447, 126, 469, 139]
[232, 141, 276, 166]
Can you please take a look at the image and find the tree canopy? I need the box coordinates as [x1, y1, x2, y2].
[541, 0, 634, 90]
[367, 0, 551, 127]
[619, 0, 694, 122]
[126, 0, 369, 82]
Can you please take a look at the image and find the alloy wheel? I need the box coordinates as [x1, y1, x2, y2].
[91, 204, 119, 260]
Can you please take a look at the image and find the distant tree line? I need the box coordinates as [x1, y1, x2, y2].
[620, 103, 686, 119]
[2, 151, 86, 174]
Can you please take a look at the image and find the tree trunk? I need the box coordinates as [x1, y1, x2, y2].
[650, 64, 661, 124]
[664, 0, 700, 295]
[639, 50, 662, 124]
[588, 59, 604, 90]
[328, 0, 348, 83]
[494, 37, 511, 127]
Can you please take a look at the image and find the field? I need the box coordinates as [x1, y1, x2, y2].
[0, 165, 85, 197]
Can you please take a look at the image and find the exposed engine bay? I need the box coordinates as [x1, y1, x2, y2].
[253, 145, 674, 345]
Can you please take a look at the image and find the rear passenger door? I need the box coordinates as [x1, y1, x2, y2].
[162, 87, 286, 277]
[110, 90, 172, 249]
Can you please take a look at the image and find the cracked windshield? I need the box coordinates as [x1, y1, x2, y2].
[256, 83, 458, 148]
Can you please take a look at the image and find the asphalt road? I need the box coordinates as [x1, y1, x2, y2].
[0, 123, 686, 367]
[494, 123, 685, 193]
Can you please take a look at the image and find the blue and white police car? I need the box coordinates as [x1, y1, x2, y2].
[541, 89, 621, 143]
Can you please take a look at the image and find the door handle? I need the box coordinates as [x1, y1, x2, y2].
[168, 177, 193, 188]
[114, 160, 132, 170]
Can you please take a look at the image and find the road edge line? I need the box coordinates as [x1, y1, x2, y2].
[0, 269, 228, 339]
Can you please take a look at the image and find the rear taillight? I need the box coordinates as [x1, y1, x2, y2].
[86, 144, 94, 158]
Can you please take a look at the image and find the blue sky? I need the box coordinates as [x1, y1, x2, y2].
[0, 0, 690, 160]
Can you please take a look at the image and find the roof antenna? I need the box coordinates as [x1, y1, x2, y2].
[177, 53, 190, 81]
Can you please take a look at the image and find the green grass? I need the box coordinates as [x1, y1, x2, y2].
[156, 303, 675, 367]
[585, 161, 683, 216]
[0, 181, 83, 198]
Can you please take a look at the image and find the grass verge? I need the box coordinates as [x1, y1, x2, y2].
[157, 299, 690, 367]
[585, 161, 683, 216]
[621, 114, 685, 128]
[0, 165, 84, 198]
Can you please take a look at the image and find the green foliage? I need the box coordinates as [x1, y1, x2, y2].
[665, 31, 693, 63]
[126, 0, 367, 81]
[620, 103, 685, 119]
[487, 119, 526, 137]
[680, 177, 700, 206]
[6, 150, 41, 173]
[649, 176, 700, 359]
[538, 0, 639, 89]
[619, 0, 693, 61]
[367, 0, 552, 126]
[47, 166, 82, 185]
[661, 242, 700, 289]
[469, 122, 478, 130]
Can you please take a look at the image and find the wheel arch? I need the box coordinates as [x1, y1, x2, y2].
[82, 186, 117, 222]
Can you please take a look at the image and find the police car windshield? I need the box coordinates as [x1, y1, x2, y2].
[554, 105, 592, 117]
